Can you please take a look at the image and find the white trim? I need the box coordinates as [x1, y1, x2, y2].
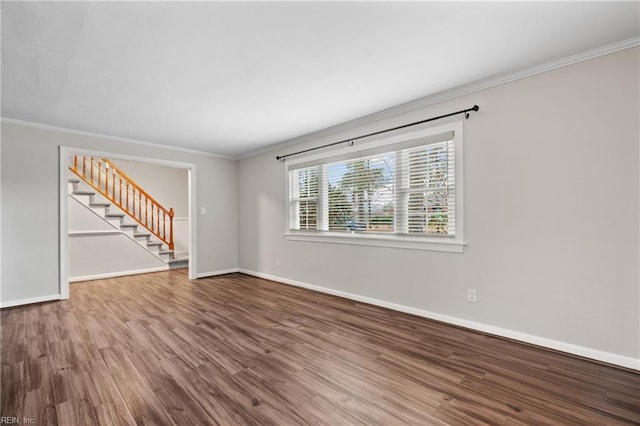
[188, 168, 197, 279]
[62, 146, 201, 170]
[69, 266, 169, 283]
[59, 147, 70, 299]
[69, 230, 122, 236]
[173, 217, 189, 221]
[0, 294, 62, 309]
[2, 117, 233, 160]
[238, 269, 640, 371]
[196, 268, 239, 279]
[242, 37, 640, 160]
[285, 232, 465, 253]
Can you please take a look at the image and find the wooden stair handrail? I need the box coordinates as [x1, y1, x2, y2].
[69, 155, 175, 252]
[101, 159, 173, 218]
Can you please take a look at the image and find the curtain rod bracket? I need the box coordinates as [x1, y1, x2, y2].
[465, 105, 480, 119]
[276, 104, 479, 161]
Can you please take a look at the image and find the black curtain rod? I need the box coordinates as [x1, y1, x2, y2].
[276, 104, 479, 162]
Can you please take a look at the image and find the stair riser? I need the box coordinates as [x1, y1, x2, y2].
[73, 194, 93, 207]
[169, 260, 188, 270]
[158, 253, 173, 261]
[146, 245, 162, 254]
[90, 206, 109, 218]
[134, 236, 151, 244]
[120, 227, 138, 237]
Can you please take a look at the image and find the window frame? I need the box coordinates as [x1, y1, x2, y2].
[284, 120, 466, 253]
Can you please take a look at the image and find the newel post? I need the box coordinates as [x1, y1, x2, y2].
[169, 208, 175, 251]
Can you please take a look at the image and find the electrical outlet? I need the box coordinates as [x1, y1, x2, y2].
[467, 289, 477, 303]
[275, 258, 281, 267]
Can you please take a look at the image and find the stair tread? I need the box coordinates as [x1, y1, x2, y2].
[159, 250, 174, 254]
[133, 232, 150, 237]
[90, 202, 111, 207]
[147, 241, 163, 246]
[68, 178, 80, 183]
[105, 213, 125, 218]
[120, 223, 138, 228]
[73, 190, 95, 196]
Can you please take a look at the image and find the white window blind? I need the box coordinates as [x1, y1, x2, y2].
[288, 135, 456, 238]
[289, 167, 319, 230]
[397, 141, 455, 236]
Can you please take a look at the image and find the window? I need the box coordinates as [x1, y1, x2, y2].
[289, 167, 319, 230]
[286, 122, 464, 252]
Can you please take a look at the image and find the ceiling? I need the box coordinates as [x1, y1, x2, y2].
[2, 2, 639, 158]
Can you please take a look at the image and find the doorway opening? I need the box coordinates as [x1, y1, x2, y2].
[59, 146, 197, 298]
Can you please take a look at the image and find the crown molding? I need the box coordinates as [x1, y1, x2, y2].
[3, 37, 637, 161]
[0, 117, 235, 160]
[239, 37, 640, 160]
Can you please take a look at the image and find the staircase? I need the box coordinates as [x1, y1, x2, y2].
[68, 156, 187, 271]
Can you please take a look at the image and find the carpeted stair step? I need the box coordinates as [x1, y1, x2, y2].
[89, 201, 111, 208]
[159, 249, 174, 259]
[120, 223, 138, 236]
[133, 232, 151, 241]
[146, 241, 163, 253]
[168, 257, 188, 270]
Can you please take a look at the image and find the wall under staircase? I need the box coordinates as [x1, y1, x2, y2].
[68, 177, 187, 281]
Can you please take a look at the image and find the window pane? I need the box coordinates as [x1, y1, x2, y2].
[288, 135, 456, 238]
[328, 182, 352, 231]
[327, 153, 394, 233]
[406, 190, 450, 235]
[289, 167, 319, 230]
[402, 141, 454, 236]
[299, 200, 317, 230]
[297, 168, 318, 198]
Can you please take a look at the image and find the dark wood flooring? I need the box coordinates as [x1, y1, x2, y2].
[1, 270, 639, 425]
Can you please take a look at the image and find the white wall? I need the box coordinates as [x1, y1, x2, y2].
[1, 123, 238, 305]
[238, 48, 640, 366]
[110, 158, 189, 257]
[69, 233, 167, 280]
[67, 195, 167, 280]
[68, 194, 114, 232]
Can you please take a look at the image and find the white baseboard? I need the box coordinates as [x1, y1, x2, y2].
[238, 269, 639, 371]
[69, 266, 169, 282]
[0, 294, 62, 309]
[196, 268, 239, 279]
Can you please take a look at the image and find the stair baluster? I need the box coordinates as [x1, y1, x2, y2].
[68, 155, 175, 253]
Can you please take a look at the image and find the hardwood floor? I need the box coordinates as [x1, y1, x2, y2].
[1, 270, 639, 425]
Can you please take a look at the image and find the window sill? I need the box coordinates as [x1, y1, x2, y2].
[284, 232, 466, 253]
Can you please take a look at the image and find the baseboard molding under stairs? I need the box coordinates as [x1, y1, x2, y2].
[68, 177, 188, 277]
